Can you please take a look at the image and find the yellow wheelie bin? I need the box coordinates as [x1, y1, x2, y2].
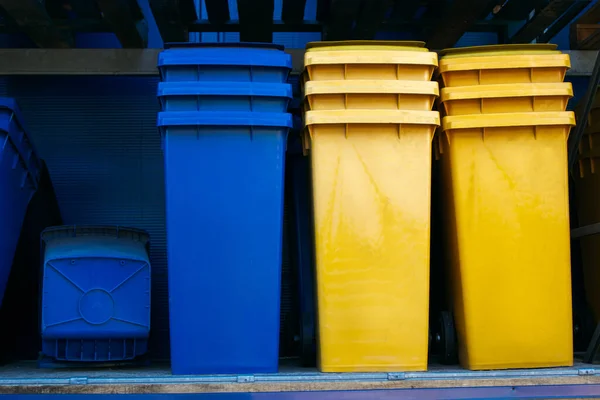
[439, 112, 575, 370]
[305, 109, 439, 372]
[438, 44, 570, 88]
[304, 41, 438, 82]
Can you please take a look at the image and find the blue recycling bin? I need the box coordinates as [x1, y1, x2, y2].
[40, 225, 151, 362]
[158, 111, 291, 375]
[157, 82, 292, 113]
[0, 98, 40, 306]
[158, 43, 292, 83]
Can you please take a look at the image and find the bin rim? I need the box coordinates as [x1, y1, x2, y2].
[306, 40, 428, 52]
[164, 42, 285, 51]
[305, 109, 440, 126]
[304, 50, 438, 68]
[440, 83, 573, 102]
[157, 81, 293, 99]
[157, 49, 292, 69]
[442, 112, 576, 131]
[439, 44, 559, 58]
[42, 225, 150, 244]
[438, 53, 570, 73]
[157, 111, 293, 128]
[304, 80, 439, 96]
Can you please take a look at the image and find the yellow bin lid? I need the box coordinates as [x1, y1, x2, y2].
[439, 44, 561, 58]
[440, 83, 573, 102]
[305, 109, 440, 127]
[304, 80, 439, 96]
[442, 111, 576, 131]
[305, 40, 438, 68]
[306, 40, 429, 52]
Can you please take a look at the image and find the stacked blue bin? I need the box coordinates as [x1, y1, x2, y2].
[40, 225, 151, 363]
[157, 43, 293, 375]
[0, 98, 41, 306]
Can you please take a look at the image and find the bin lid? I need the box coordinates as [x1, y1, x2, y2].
[439, 44, 560, 58]
[157, 82, 293, 99]
[165, 42, 285, 51]
[440, 83, 573, 102]
[305, 109, 440, 126]
[42, 225, 150, 244]
[442, 111, 576, 131]
[158, 46, 292, 69]
[304, 80, 439, 96]
[306, 40, 428, 52]
[157, 111, 293, 128]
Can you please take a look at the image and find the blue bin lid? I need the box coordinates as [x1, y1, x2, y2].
[157, 111, 293, 129]
[157, 82, 293, 99]
[157, 44, 292, 69]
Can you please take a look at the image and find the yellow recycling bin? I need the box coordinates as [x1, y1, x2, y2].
[304, 80, 439, 111]
[438, 44, 570, 88]
[440, 83, 573, 116]
[439, 112, 575, 370]
[305, 109, 439, 372]
[304, 41, 438, 82]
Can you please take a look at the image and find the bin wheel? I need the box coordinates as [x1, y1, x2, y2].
[574, 306, 596, 352]
[437, 311, 458, 365]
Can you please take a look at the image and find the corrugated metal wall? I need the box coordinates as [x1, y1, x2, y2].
[4, 76, 171, 359]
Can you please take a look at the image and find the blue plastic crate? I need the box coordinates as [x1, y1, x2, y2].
[0, 98, 40, 306]
[158, 111, 291, 375]
[40, 225, 151, 362]
[157, 82, 292, 113]
[158, 43, 291, 83]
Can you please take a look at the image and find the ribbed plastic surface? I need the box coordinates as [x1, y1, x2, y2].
[0, 98, 40, 307]
[41, 225, 151, 362]
[158, 43, 291, 83]
[5, 76, 170, 359]
[157, 82, 292, 113]
[158, 111, 291, 375]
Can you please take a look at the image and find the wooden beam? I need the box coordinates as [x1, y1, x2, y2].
[537, 0, 590, 42]
[426, 0, 499, 49]
[282, 0, 307, 23]
[325, 0, 361, 41]
[0, 0, 71, 47]
[353, 0, 391, 40]
[510, 0, 580, 44]
[96, 0, 146, 48]
[148, 0, 189, 43]
[204, 0, 229, 23]
[237, 0, 274, 42]
[493, 0, 547, 20]
[570, 1, 600, 49]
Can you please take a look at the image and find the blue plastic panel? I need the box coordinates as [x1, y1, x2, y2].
[41, 225, 151, 362]
[160, 112, 290, 374]
[0, 99, 40, 307]
[158, 44, 291, 83]
[157, 82, 292, 113]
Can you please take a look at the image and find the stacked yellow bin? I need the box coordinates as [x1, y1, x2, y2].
[302, 41, 440, 373]
[437, 44, 575, 370]
[574, 90, 600, 322]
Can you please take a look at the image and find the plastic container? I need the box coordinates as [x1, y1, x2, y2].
[304, 109, 439, 372]
[158, 111, 292, 375]
[304, 80, 438, 111]
[40, 225, 151, 362]
[438, 44, 570, 87]
[0, 98, 40, 307]
[439, 112, 575, 370]
[157, 82, 292, 113]
[304, 41, 438, 82]
[158, 43, 292, 83]
[440, 83, 573, 116]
